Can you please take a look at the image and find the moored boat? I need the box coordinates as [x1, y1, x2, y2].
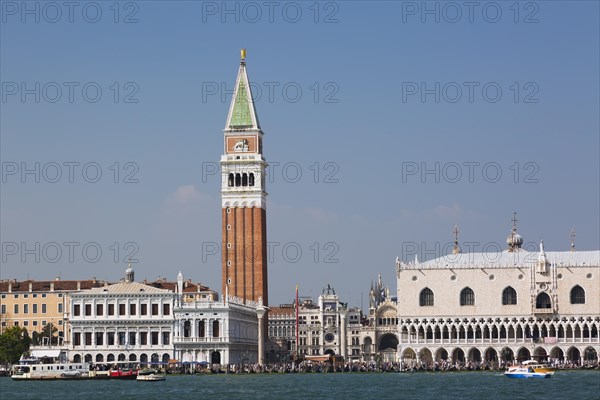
[89, 361, 139, 379]
[136, 368, 166, 381]
[11, 358, 91, 380]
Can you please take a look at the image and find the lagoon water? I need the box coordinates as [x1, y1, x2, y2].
[2, 371, 599, 400]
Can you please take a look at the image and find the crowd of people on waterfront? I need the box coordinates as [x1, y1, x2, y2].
[176, 358, 599, 374]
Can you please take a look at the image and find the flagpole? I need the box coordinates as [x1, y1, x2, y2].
[295, 285, 299, 362]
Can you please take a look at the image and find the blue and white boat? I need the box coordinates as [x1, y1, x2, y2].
[504, 365, 553, 379]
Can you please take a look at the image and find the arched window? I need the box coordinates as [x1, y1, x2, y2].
[536, 292, 551, 309]
[502, 286, 517, 305]
[460, 287, 475, 306]
[570, 285, 585, 304]
[419, 288, 434, 306]
[228, 173, 234, 187]
[242, 173, 248, 186]
[235, 173, 241, 187]
[249, 173, 255, 186]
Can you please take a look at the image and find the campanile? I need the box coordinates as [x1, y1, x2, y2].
[221, 49, 268, 306]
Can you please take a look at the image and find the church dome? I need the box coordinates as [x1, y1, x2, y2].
[506, 232, 523, 249]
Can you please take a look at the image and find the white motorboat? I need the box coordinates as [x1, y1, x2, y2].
[136, 368, 166, 381]
[504, 365, 553, 379]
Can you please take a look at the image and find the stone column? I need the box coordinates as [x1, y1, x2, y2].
[256, 305, 267, 366]
[339, 309, 348, 359]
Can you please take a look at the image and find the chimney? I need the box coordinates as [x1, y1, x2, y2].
[8, 281, 12, 293]
[77, 281, 81, 291]
[50, 282, 55, 291]
[29, 283, 33, 292]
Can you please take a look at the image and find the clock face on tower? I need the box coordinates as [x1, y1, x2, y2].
[325, 333, 335, 343]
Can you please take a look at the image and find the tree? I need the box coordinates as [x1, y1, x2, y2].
[0, 326, 31, 364]
[32, 323, 59, 346]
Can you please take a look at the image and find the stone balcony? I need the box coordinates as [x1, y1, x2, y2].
[173, 337, 232, 344]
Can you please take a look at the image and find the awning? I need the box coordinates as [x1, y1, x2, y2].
[305, 355, 330, 362]
[30, 349, 62, 358]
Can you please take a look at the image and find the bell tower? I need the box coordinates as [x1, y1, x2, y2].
[220, 49, 268, 306]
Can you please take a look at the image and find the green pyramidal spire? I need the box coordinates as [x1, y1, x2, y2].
[225, 50, 260, 130]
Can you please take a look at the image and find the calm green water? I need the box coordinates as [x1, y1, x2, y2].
[1, 371, 599, 400]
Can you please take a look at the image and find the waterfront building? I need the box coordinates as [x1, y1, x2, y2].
[0, 278, 106, 344]
[68, 265, 176, 364]
[267, 285, 362, 362]
[395, 219, 600, 367]
[359, 274, 399, 362]
[173, 272, 260, 366]
[266, 304, 295, 362]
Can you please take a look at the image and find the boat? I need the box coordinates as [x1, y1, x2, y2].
[90, 361, 139, 379]
[504, 365, 553, 379]
[521, 359, 556, 373]
[11, 357, 91, 380]
[11, 357, 141, 380]
[136, 368, 166, 381]
[136, 373, 166, 381]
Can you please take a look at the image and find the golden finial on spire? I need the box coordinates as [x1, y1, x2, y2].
[570, 228, 576, 252]
[241, 48, 247, 62]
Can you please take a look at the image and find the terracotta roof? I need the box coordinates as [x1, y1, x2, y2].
[269, 306, 295, 316]
[0, 280, 105, 292]
[0, 279, 213, 293]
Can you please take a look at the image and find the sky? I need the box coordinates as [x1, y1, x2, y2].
[1, 1, 599, 309]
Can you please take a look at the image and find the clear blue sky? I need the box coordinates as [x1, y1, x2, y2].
[1, 1, 598, 308]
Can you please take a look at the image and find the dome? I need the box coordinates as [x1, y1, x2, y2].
[506, 232, 523, 249]
[125, 263, 135, 282]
